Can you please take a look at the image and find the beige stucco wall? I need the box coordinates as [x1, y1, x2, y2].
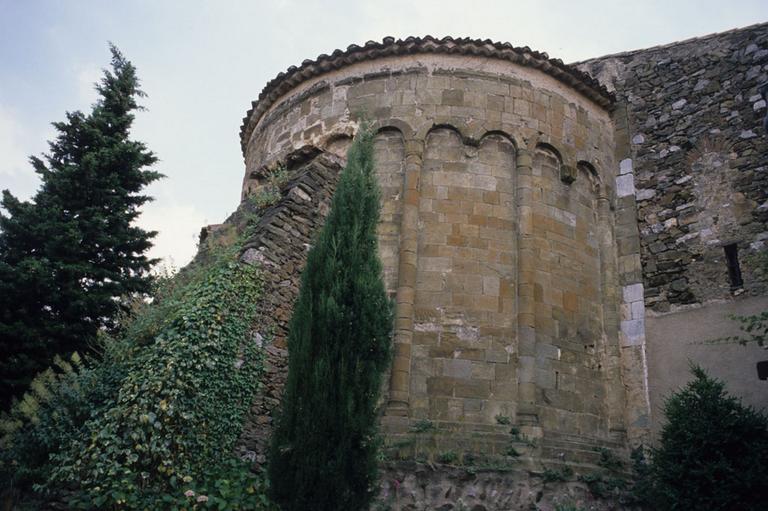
[646, 296, 768, 438]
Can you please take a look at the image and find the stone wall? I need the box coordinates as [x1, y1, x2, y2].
[233, 153, 343, 464]
[184, 27, 768, 509]
[377, 461, 634, 511]
[576, 22, 768, 436]
[578, 22, 768, 313]
[236, 38, 653, 482]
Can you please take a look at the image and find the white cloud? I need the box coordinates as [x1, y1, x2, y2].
[134, 192, 207, 269]
[76, 64, 102, 107]
[0, 104, 30, 177]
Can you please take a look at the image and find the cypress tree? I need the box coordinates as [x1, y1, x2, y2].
[0, 45, 162, 408]
[268, 126, 393, 511]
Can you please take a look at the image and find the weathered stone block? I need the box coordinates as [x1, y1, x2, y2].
[455, 379, 491, 399]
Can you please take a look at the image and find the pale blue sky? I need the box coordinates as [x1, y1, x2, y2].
[1, 0, 767, 266]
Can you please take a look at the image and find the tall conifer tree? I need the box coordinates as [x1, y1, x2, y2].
[0, 45, 162, 407]
[268, 126, 393, 511]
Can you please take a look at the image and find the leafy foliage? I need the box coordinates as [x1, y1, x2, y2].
[0, 351, 119, 492]
[1, 241, 272, 509]
[646, 365, 768, 510]
[542, 466, 573, 483]
[494, 414, 511, 425]
[410, 419, 434, 433]
[595, 447, 623, 471]
[268, 126, 393, 511]
[0, 45, 162, 408]
[722, 310, 768, 347]
[436, 451, 459, 464]
[247, 166, 290, 211]
[577, 472, 626, 499]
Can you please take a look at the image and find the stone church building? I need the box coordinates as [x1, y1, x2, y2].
[214, 22, 767, 508]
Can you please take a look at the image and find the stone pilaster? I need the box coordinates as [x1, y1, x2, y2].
[386, 138, 424, 416]
[613, 102, 651, 446]
[597, 189, 627, 439]
[515, 148, 538, 428]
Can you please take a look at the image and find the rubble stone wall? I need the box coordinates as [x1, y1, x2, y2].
[578, 22, 768, 436]
[578, 23, 768, 312]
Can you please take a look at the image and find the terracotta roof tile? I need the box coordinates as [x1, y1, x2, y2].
[240, 36, 614, 157]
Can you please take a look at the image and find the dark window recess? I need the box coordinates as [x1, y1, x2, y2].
[724, 244, 744, 289]
[757, 361, 768, 381]
[555, 370, 560, 390]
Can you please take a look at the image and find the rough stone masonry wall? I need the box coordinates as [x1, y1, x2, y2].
[232, 153, 343, 464]
[239, 46, 652, 462]
[578, 23, 768, 313]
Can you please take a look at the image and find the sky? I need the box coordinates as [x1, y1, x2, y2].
[1, 1, 767, 268]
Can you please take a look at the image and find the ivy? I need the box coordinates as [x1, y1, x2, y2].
[48, 247, 266, 509]
[2, 239, 273, 509]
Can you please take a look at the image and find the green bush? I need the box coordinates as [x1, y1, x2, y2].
[410, 419, 434, 433]
[436, 451, 459, 464]
[542, 466, 573, 483]
[268, 125, 393, 511]
[647, 365, 768, 510]
[2, 242, 273, 509]
[1, 349, 129, 498]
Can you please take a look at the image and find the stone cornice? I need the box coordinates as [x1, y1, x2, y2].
[240, 36, 615, 157]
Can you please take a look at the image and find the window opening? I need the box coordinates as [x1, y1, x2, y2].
[724, 243, 743, 289]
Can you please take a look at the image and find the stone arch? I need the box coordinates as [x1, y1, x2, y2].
[534, 142, 563, 183]
[419, 121, 475, 146]
[529, 139, 608, 437]
[409, 125, 519, 424]
[577, 160, 602, 195]
[577, 160, 599, 178]
[373, 118, 415, 139]
[322, 133, 353, 159]
[479, 129, 519, 152]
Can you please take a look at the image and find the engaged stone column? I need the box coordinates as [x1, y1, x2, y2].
[387, 138, 424, 416]
[515, 148, 538, 426]
[597, 189, 627, 439]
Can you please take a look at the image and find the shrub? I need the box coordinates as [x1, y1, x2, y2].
[410, 419, 434, 433]
[2, 241, 273, 509]
[48, 248, 266, 508]
[647, 365, 768, 510]
[0, 349, 129, 499]
[268, 125, 393, 511]
[437, 451, 459, 464]
[542, 466, 573, 483]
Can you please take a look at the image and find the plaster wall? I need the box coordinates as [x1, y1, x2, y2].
[645, 296, 768, 438]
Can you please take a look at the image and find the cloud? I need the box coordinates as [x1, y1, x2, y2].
[0, 104, 30, 177]
[134, 192, 208, 269]
[76, 64, 102, 107]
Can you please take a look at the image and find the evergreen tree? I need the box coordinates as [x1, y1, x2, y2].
[648, 365, 768, 510]
[268, 126, 393, 511]
[0, 45, 162, 408]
